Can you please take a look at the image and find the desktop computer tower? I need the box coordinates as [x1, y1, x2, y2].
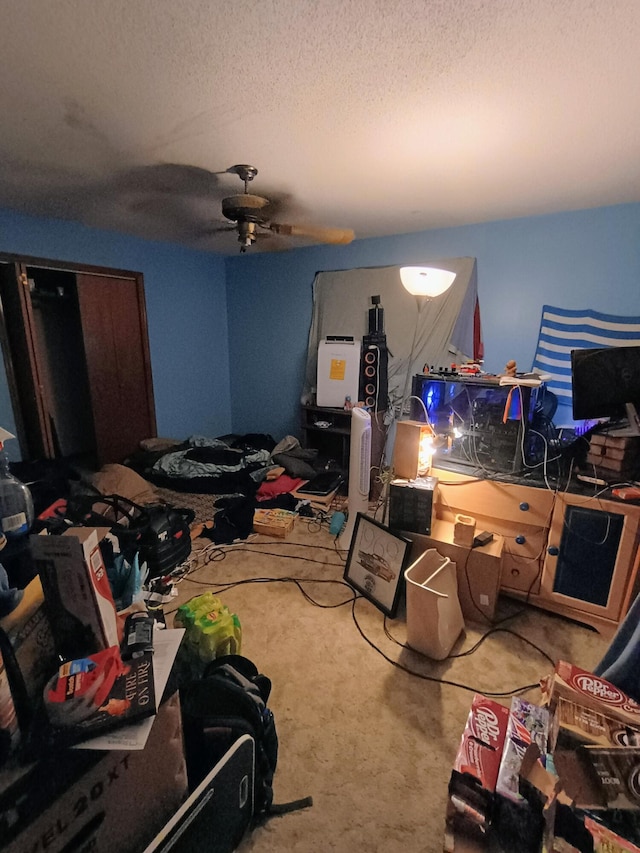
[410, 374, 540, 474]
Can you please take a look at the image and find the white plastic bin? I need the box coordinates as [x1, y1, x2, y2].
[404, 549, 464, 660]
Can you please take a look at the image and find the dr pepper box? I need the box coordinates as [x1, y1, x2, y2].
[553, 695, 640, 751]
[542, 661, 640, 734]
[447, 694, 510, 838]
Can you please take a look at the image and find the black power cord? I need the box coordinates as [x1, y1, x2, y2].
[166, 539, 556, 697]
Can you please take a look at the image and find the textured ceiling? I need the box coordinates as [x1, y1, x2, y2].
[1, 0, 640, 254]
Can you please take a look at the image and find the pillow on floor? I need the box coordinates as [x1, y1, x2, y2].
[91, 463, 159, 505]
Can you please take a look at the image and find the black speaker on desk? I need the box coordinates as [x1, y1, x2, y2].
[360, 336, 388, 409]
[388, 477, 437, 535]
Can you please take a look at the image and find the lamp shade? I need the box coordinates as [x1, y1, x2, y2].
[400, 266, 456, 297]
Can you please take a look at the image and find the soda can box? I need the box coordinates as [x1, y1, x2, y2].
[448, 695, 510, 840]
[453, 694, 510, 793]
[495, 697, 550, 803]
[507, 697, 550, 751]
[542, 661, 640, 730]
[579, 747, 640, 811]
[553, 696, 640, 751]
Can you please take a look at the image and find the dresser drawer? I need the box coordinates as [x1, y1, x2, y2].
[500, 526, 547, 595]
[431, 467, 554, 528]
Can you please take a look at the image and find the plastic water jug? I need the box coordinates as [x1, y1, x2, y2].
[0, 429, 34, 541]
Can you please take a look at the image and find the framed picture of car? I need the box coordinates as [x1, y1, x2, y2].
[343, 513, 411, 617]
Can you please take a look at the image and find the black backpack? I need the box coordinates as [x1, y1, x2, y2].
[180, 655, 312, 826]
[60, 492, 194, 579]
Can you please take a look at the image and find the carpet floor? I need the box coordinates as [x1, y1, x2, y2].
[166, 517, 611, 853]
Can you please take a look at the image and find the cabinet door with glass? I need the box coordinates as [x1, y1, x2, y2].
[540, 493, 640, 627]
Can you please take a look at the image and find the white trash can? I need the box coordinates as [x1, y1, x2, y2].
[404, 548, 464, 660]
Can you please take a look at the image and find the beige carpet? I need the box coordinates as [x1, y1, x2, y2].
[168, 519, 610, 853]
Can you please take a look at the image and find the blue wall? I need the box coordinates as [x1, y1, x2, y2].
[3, 203, 640, 460]
[226, 204, 640, 440]
[0, 209, 231, 460]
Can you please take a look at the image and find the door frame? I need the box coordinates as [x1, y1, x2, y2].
[0, 252, 156, 463]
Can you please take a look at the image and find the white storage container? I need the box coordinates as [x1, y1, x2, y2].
[404, 548, 464, 660]
[316, 339, 361, 407]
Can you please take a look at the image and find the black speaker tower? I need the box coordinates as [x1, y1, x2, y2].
[360, 296, 388, 410]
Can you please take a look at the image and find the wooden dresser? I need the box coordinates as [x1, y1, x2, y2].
[429, 466, 640, 635]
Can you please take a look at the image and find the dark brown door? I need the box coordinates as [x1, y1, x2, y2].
[76, 272, 156, 466]
[0, 263, 55, 458]
[0, 257, 156, 466]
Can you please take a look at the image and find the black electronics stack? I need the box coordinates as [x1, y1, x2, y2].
[388, 477, 437, 535]
[360, 296, 388, 410]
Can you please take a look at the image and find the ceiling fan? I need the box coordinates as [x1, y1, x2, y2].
[214, 164, 355, 252]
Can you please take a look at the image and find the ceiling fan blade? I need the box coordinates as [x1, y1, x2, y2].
[205, 224, 238, 235]
[113, 163, 222, 196]
[268, 222, 355, 245]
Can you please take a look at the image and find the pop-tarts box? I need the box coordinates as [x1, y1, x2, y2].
[30, 527, 118, 660]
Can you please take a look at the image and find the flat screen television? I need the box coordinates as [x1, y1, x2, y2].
[571, 345, 640, 432]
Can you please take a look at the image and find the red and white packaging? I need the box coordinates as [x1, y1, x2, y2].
[447, 695, 510, 842]
[585, 816, 640, 853]
[31, 527, 119, 660]
[453, 694, 510, 793]
[541, 661, 640, 731]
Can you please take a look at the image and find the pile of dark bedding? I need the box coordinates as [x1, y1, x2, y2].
[125, 433, 323, 496]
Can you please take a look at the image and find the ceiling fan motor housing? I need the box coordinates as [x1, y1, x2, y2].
[221, 193, 270, 223]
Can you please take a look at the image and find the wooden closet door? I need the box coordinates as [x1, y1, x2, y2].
[0, 263, 56, 458]
[76, 272, 156, 465]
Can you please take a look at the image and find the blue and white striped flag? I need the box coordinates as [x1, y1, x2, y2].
[532, 305, 640, 426]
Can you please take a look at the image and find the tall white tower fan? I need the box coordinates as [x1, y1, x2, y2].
[338, 408, 372, 550]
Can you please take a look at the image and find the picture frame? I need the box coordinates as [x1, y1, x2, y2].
[343, 513, 411, 617]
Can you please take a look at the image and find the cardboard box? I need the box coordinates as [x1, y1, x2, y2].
[253, 508, 297, 538]
[30, 527, 118, 660]
[586, 453, 636, 475]
[496, 697, 550, 804]
[520, 742, 640, 851]
[452, 694, 510, 795]
[0, 690, 189, 853]
[553, 695, 640, 751]
[586, 434, 640, 478]
[584, 815, 640, 852]
[447, 694, 510, 843]
[392, 420, 435, 480]
[541, 661, 640, 731]
[402, 519, 504, 622]
[590, 434, 640, 452]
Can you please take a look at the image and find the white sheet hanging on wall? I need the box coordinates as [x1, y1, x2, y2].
[302, 258, 478, 413]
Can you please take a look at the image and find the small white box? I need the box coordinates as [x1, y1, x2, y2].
[316, 338, 361, 407]
[30, 527, 119, 659]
